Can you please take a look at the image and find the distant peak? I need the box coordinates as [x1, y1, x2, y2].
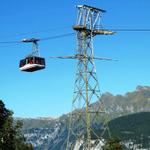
[15, 116, 57, 121]
[136, 85, 150, 91]
[102, 92, 114, 97]
[36, 117, 56, 120]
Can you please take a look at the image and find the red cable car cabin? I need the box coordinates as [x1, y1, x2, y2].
[19, 56, 45, 72]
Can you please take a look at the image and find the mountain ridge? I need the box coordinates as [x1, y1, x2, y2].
[17, 85, 150, 149]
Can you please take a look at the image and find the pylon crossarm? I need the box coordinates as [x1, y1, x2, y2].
[49, 55, 117, 61]
[89, 111, 105, 114]
[94, 56, 118, 61]
[93, 29, 115, 35]
[78, 5, 106, 12]
[49, 56, 75, 59]
[73, 26, 115, 35]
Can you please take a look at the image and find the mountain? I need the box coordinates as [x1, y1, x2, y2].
[22, 114, 68, 149]
[108, 112, 150, 149]
[96, 85, 150, 119]
[19, 85, 150, 149]
[20, 117, 56, 130]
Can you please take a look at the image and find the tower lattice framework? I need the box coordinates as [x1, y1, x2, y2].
[67, 5, 115, 150]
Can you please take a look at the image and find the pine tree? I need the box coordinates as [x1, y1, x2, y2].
[0, 100, 33, 150]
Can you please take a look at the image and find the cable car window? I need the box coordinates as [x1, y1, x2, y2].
[29, 57, 33, 64]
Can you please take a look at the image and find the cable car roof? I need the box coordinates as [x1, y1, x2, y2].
[22, 38, 40, 43]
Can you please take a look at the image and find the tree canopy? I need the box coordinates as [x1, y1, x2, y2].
[102, 138, 125, 150]
[0, 100, 33, 150]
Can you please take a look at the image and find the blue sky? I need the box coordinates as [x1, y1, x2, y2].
[0, 0, 150, 118]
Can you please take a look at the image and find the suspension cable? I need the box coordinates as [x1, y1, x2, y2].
[0, 25, 71, 39]
[108, 29, 150, 32]
[0, 28, 150, 47]
[40, 32, 75, 41]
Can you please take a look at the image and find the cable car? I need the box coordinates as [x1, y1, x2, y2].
[19, 56, 45, 72]
[19, 38, 46, 72]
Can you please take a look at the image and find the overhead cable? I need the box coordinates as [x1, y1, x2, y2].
[0, 32, 75, 45]
[108, 29, 150, 32]
[0, 25, 71, 39]
[0, 41, 21, 44]
[0, 28, 150, 46]
[40, 32, 75, 41]
[0, 43, 21, 48]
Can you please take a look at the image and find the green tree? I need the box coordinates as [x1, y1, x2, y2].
[0, 100, 33, 150]
[102, 138, 125, 150]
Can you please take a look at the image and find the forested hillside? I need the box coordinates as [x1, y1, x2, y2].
[108, 112, 150, 149]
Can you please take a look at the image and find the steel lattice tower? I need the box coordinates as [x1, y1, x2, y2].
[66, 5, 115, 150]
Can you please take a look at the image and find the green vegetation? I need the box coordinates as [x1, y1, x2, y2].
[108, 112, 150, 149]
[102, 138, 125, 150]
[0, 100, 33, 150]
